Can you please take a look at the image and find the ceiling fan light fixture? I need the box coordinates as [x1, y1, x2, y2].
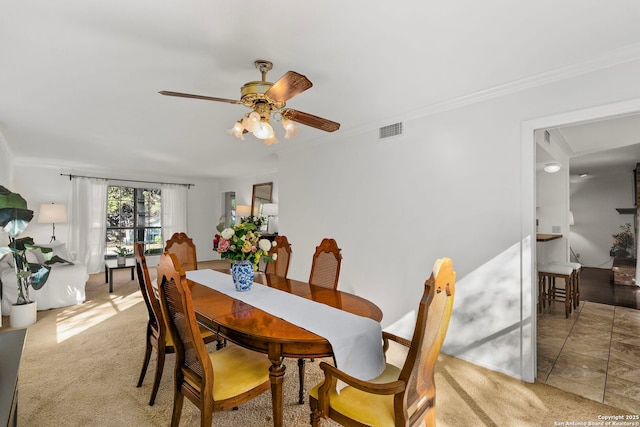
[282, 118, 299, 139]
[262, 135, 279, 145]
[161, 60, 340, 143]
[228, 120, 245, 140]
[543, 162, 562, 173]
[252, 120, 274, 139]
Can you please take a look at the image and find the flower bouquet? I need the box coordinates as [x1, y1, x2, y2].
[213, 223, 276, 291]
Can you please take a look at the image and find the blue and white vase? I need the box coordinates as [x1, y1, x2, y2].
[231, 260, 255, 292]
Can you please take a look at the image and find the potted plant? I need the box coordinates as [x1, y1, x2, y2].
[0, 186, 50, 327]
[240, 215, 267, 231]
[113, 245, 131, 266]
[610, 223, 635, 259]
[213, 223, 275, 291]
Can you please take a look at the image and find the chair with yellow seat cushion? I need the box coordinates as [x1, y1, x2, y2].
[134, 243, 218, 406]
[156, 252, 271, 427]
[296, 238, 343, 404]
[309, 257, 456, 427]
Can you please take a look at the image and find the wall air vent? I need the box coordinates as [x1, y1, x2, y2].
[379, 122, 403, 139]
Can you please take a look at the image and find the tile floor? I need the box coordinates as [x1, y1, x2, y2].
[537, 299, 640, 413]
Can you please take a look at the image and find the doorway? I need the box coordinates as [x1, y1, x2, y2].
[525, 98, 640, 408]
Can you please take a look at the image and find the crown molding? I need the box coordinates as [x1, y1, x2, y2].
[408, 42, 640, 120]
[332, 42, 640, 142]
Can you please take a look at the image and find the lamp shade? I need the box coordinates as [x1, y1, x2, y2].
[38, 203, 67, 224]
[236, 205, 251, 217]
[262, 203, 278, 216]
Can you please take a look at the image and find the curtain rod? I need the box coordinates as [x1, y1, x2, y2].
[60, 174, 194, 188]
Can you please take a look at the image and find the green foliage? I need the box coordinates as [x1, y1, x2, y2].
[240, 215, 267, 229]
[611, 223, 635, 258]
[213, 223, 274, 267]
[113, 245, 132, 256]
[1, 186, 51, 304]
[216, 215, 226, 233]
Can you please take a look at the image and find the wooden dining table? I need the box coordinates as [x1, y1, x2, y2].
[187, 270, 383, 427]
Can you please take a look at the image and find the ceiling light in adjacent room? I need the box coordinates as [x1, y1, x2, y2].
[543, 162, 561, 173]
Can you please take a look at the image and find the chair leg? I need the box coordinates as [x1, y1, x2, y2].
[216, 335, 227, 350]
[137, 332, 153, 387]
[149, 345, 166, 405]
[170, 392, 184, 427]
[201, 399, 213, 427]
[310, 408, 321, 427]
[573, 270, 581, 309]
[298, 358, 306, 404]
[538, 274, 544, 314]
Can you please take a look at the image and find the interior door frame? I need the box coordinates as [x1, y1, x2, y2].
[521, 97, 640, 382]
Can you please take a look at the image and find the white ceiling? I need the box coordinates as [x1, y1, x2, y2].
[551, 114, 640, 178]
[2, 1, 640, 180]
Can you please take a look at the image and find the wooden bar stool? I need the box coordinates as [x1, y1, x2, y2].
[550, 261, 581, 309]
[538, 263, 574, 318]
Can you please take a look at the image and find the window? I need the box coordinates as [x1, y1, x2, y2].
[106, 186, 162, 257]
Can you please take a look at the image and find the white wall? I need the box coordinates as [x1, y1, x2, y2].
[278, 57, 640, 381]
[186, 177, 222, 262]
[570, 171, 635, 268]
[0, 131, 14, 247]
[536, 132, 571, 265]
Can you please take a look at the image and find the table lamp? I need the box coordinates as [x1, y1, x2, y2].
[262, 203, 278, 233]
[38, 203, 67, 242]
[235, 205, 251, 225]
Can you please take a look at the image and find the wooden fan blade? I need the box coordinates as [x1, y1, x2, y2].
[159, 91, 241, 104]
[281, 109, 340, 132]
[265, 71, 313, 103]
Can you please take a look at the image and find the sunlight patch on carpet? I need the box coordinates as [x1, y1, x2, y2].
[55, 292, 142, 343]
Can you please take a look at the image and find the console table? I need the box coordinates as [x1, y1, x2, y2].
[104, 259, 136, 293]
[0, 328, 27, 427]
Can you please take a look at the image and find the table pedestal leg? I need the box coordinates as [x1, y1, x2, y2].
[268, 345, 285, 427]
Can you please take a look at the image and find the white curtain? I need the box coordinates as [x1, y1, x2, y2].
[68, 177, 107, 274]
[161, 184, 188, 243]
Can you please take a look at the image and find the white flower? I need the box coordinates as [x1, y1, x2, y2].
[272, 240, 277, 247]
[221, 228, 235, 239]
[258, 239, 272, 252]
[272, 253, 278, 261]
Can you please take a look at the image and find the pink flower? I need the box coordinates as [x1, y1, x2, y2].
[217, 239, 230, 253]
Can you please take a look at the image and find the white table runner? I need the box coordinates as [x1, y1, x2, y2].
[186, 269, 385, 382]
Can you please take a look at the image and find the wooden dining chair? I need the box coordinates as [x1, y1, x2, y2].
[134, 243, 217, 406]
[156, 252, 272, 427]
[308, 238, 342, 289]
[309, 258, 456, 427]
[264, 235, 292, 278]
[296, 238, 343, 404]
[165, 232, 198, 271]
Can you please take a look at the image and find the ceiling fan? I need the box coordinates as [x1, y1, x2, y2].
[159, 60, 340, 144]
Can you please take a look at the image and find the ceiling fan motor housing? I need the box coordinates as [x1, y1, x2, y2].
[240, 81, 285, 110]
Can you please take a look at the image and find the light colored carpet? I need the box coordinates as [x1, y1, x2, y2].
[1, 261, 630, 426]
